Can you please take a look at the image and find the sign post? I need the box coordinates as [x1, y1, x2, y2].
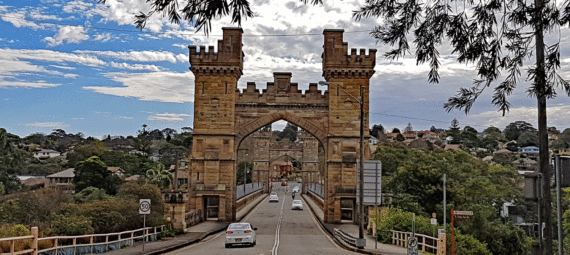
[139, 199, 151, 252]
[451, 210, 472, 255]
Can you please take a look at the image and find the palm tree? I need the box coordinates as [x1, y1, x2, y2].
[146, 164, 172, 189]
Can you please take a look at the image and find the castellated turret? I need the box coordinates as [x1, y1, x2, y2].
[189, 27, 244, 78]
[322, 29, 376, 79]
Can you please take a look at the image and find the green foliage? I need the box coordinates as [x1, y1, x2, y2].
[275, 123, 298, 142]
[58, 199, 133, 233]
[66, 141, 109, 167]
[74, 156, 122, 195]
[504, 121, 536, 142]
[117, 182, 165, 228]
[98, 150, 153, 176]
[0, 200, 21, 224]
[0, 224, 33, 253]
[74, 187, 110, 203]
[237, 162, 254, 184]
[0, 128, 31, 193]
[49, 214, 94, 235]
[452, 232, 492, 255]
[4, 189, 73, 225]
[0, 182, 4, 195]
[372, 208, 440, 243]
[146, 164, 172, 189]
[517, 132, 539, 147]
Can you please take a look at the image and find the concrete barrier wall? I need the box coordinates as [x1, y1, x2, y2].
[236, 189, 264, 212]
[307, 190, 324, 211]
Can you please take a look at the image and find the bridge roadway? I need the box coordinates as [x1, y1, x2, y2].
[167, 182, 356, 255]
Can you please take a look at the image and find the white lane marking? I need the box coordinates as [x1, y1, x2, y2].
[168, 195, 269, 253]
[271, 194, 286, 255]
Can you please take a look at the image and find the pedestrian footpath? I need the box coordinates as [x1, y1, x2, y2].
[302, 193, 407, 255]
[108, 193, 268, 255]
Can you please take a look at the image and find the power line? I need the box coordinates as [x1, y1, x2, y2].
[369, 112, 494, 129]
[0, 14, 372, 37]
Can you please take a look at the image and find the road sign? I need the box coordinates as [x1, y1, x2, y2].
[452, 211, 473, 216]
[139, 199, 151, 215]
[407, 236, 418, 255]
[431, 218, 437, 225]
[356, 160, 382, 205]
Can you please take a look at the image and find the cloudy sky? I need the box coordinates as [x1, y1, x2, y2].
[1, 0, 569, 138]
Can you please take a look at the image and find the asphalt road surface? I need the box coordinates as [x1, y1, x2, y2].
[167, 182, 356, 255]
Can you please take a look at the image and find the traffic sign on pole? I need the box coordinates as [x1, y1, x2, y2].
[139, 199, 151, 215]
[407, 236, 418, 255]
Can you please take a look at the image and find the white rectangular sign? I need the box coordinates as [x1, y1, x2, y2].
[356, 160, 382, 205]
[139, 199, 151, 215]
[431, 218, 437, 225]
[453, 211, 473, 216]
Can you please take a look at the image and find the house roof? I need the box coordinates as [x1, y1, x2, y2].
[483, 156, 494, 162]
[107, 167, 124, 173]
[513, 158, 537, 164]
[493, 149, 512, 155]
[444, 144, 461, 152]
[47, 168, 75, 178]
[125, 175, 141, 181]
[21, 177, 48, 187]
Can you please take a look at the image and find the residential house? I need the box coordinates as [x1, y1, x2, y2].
[493, 149, 513, 157]
[520, 146, 539, 160]
[107, 167, 125, 177]
[386, 133, 400, 141]
[369, 136, 379, 145]
[46, 168, 75, 191]
[403, 132, 417, 140]
[444, 144, 461, 152]
[513, 158, 538, 170]
[20, 177, 48, 190]
[33, 149, 61, 160]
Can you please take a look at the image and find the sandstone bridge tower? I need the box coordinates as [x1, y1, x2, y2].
[188, 27, 375, 223]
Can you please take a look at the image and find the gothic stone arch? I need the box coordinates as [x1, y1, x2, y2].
[188, 27, 376, 223]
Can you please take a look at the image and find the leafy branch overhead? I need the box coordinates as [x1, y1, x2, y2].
[353, 0, 570, 115]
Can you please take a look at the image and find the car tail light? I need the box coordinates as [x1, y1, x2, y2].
[245, 230, 251, 233]
[227, 231, 233, 234]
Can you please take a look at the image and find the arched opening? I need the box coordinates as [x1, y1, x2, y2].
[235, 120, 325, 198]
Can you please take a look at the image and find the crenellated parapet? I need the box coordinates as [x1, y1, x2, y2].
[236, 72, 328, 105]
[189, 27, 244, 78]
[322, 29, 376, 80]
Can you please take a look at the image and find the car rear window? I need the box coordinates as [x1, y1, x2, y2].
[293, 200, 302, 204]
[228, 224, 250, 230]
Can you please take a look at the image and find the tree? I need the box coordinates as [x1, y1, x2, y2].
[74, 156, 122, 195]
[404, 122, 413, 133]
[276, 123, 298, 142]
[135, 124, 153, 156]
[237, 162, 253, 184]
[517, 132, 539, 147]
[146, 164, 172, 189]
[504, 121, 536, 141]
[0, 128, 31, 193]
[66, 141, 109, 167]
[450, 118, 460, 132]
[370, 124, 385, 138]
[483, 127, 502, 136]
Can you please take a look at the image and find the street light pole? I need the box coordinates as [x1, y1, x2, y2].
[358, 85, 365, 243]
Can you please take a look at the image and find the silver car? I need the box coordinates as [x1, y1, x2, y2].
[269, 194, 279, 202]
[291, 199, 303, 210]
[225, 223, 257, 248]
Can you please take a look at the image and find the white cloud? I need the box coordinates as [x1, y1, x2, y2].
[147, 113, 191, 121]
[1, 11, 44, 29]
[0, 79, 60, 88]
[83, 71, 195, 103]
[45, 26, 89, 46]
[94, 33, 113, 42]
[25, 122, 68, 128]
[62, 1, 93, 13]
[0, 48, 105, 66]
[119, 116, 133, 119]
[465, 105, 570, 130]
[172, 43, 187, 49]
[74, 50, 186, 63]
[0, 48, 104, 88]
[29, 9, 63, 21]
[110, 62, 163, 71]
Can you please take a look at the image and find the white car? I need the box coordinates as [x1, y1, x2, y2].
[291, 200, 303, 210]
[225, 223, 257, 248]
[292, 186, 300, 193]
[269, 194, 279, 203]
